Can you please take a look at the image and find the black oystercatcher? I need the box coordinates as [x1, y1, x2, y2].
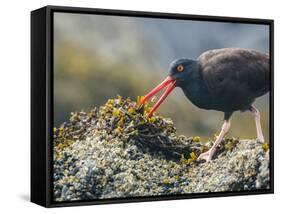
[140, 48, 269, 162]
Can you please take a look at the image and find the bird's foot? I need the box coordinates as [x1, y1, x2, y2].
[197, 148, 216, 162]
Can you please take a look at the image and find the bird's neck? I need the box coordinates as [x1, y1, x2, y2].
[178, 62, 213, 109]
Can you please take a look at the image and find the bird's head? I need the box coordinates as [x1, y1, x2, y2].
[139, 58, 197, 117]
[168, 58, 197, 86]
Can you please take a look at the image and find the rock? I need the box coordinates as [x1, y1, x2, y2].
[186, 140, 270, 192]
[53, 96, 270, 201]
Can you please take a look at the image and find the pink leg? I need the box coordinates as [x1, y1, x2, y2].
[197, 120, 231, 162]
[249, 106, 264, 142]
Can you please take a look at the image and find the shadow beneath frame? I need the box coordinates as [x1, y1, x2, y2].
[18, 194, 30, 202]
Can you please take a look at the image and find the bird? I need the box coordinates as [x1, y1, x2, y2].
[139, 48, 269, 162]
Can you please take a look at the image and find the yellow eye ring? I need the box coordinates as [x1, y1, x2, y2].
[177, 64, 184, 72]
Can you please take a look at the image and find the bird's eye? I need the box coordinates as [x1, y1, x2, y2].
[177, 64, 184, 72]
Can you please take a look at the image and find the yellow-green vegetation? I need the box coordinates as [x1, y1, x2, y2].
[148, 117, 156, 123]
[262, 142, 270, 152]
[162, 174, 182, 185]
[192, 136, 201, 142]
[180, 151, 198, 165]
[54, 96, 184, 154]
[200, 144, 209, 153]
[136, 95, 152, 115]
[136, 95, 143, 106]
[224, 138, 239, 151]
[128, 107, 135, 115]
[163, 178, 172, 185]
[54, 127, 75, 150]
[53, 126, 76, 161]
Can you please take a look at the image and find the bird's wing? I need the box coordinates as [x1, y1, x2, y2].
[198, 48, 269, 101]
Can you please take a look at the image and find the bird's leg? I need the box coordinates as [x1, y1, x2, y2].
[249, 105, 264, 143]
[197, 119, 231, 162]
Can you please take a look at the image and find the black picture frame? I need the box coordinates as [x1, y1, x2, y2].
[31, 5, 274, 208]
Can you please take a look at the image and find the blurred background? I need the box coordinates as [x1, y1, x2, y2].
[54, 12, 270, 141]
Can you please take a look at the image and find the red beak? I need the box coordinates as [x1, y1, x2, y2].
[139, 76, 176, 118]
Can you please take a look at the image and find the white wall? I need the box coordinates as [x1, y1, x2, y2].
[0, 0, 279, 213]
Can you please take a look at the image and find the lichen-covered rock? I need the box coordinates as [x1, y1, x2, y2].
[186, 140, 270, 192]
[53, 96, 270, 201]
